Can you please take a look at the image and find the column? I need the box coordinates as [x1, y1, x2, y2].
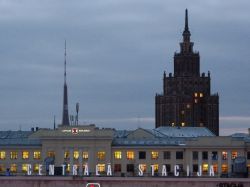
[79, 149, 83, 175]
[189, 151, 193, 175]
[198, 151, 202, 168]
[218, 151, 222, 176]
[208, 151, 212, 173]
[171, 150, 176, 173]
[69, 148, 74, 175]
[227, 150, 232, 175]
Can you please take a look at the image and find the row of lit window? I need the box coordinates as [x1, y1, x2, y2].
[0, 163, 109, 174]
[119, 163, 230, 174]
[0, 163, 241, 174]
[194, 92, 203, 98]
[114, 151, 180, 160]
[64, 151, 105, 160]
[0, 151, 41, 160]
[114, 151, 240, 161]
[192, 151, 238, 160]
[64, 151, 89, 160]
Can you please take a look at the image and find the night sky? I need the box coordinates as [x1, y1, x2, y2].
[0, 0, 249, 135]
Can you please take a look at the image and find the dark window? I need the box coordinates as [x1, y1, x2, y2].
[114, 164, 121, 172]
[202, 151, 208, 160]
[139, 151, 146, 159]
[248, 152, 250, 160]
[193, 164, 198, 172]
[212, 151, 218, 160]
[178, 164, 183, 172]
[165, 164, 171, 172]
[176, 151, 183, 159]
[164, 151, 171, 159]
[127, 164, 134, 172]
[193, 151, 198, 160]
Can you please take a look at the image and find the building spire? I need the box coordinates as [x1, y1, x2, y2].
[62, 40, 70, 126]
[64, 40, 67, 84]
[183, 9, 190, 37]
[184, 9, 189, 32]
[180, 9, 193, 53]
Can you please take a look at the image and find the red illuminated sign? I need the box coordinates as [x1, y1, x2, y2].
[71, 128, 78, 134]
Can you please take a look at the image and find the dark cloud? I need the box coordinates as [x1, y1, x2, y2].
[0, 0, 249, 135]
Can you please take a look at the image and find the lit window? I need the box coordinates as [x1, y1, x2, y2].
[213, 164, 218, 173]
[34, 151, 41, 159]
[83, 152, 88, 160]
[200, 93, 203, 97]
[181, 122, 185, 127]
[151, 151, 159, 160]
[221, 164, 228, 173]
[202, 164, 208, 173]
[186, 104, 191, 109]
[0, 151, 6, 160]
[22, 164, 28, 173]
[194, 93, 198, 97]
[10, 151, 18, 159]
[66, 164, 70, 172]
[114, 151, 122, 160]
[126, 151, 134, 160]
[10, 164, 17, 173]
[0, 164, 5, 172]
[22, 151, 29, 159]
[232, 151, 237, 160]
[222, 151, 228, 160]
[97, 151, 105, 160]
[97, 164, 105, 173]
[152, 164, 159, 172]
[194, 99, 198, 103]
[181, 110, 185, 115]
[74, 151, 79, 159]
[140, 164, 147, 172]
[34, 164, 39, 172]
[47, 151, 55, 158]
[64, 151, 70, 159]
[171, 122, 175, 127]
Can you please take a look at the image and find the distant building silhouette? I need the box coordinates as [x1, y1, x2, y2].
[155, 9, 219, 135]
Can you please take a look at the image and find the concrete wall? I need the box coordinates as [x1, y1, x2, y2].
[0, 177, 249, 187]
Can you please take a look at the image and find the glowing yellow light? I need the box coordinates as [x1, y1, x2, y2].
[151, 151, 159, 160]
[97, 151, 105, 160]
[126, 151, 134, 160]
[114, 151, 122, 160]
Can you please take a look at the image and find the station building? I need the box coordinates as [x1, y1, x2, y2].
[0, 125, 250, 177]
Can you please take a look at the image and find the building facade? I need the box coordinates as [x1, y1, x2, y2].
[155, 9, 219, 135]
[0, 125, 250, 177]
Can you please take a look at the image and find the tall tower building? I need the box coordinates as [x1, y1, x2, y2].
[155, 9, 219, 135]
[62, 41, 70, 126]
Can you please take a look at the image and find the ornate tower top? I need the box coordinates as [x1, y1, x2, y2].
[180, 9, 194, 54]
